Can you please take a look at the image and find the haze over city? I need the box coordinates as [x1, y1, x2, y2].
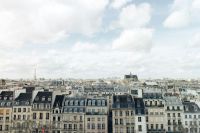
[0, 0, 200, 79]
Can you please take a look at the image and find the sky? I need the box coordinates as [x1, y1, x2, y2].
[0, 0, 200, 79]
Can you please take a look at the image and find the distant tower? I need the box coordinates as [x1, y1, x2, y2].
[34, 67, 37, 80]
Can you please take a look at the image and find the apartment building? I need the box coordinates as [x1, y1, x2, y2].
[0, 91, 13, 133]
[32, 91, 52, 133]
[12, 93, 32, 133]
[165, 96, 184, 133]
[143, 93, 165, 133]
[62, 97, 86, 133]
[85, 98, 108, 133]
[112, 95, 135, 133]
[183, 101, 200, 133]
[52, 95, 64, 133]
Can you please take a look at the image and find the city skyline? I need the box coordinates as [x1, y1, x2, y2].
[0, 0, 200, 79]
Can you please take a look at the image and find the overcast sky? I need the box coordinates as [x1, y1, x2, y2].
[0, 0, 200, 79]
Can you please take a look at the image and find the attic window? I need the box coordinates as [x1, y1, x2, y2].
[88, 100, 91, 106]
[42, 97, 45, 101]
[80, 100, 84, 106]
[102, 100, 105, 106]
[75, 100, 78, 106]
[92, 100, 95, 106]
[35, 96, 39, 101]
[48, 97, 51, 101]
[70, 100, 73, 106]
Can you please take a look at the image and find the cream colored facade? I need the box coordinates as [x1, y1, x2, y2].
[112, 109, 135, 133]
[144, 99, 165, 133]
[0, 108, 12, 133]
[12, 106, 32, 133]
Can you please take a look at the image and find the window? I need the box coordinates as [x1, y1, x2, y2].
[102, 123, 105, 129]
[74, 124, 77, 130]
[46, 113, 49, 119]
[151, 124, 153, 129]
[155, 101, 157, 106]
[146, 116, 148, 122]
[5, 125, 8, 131]
[80, 124, 83, 130]
[185, 121, 188, 125]
[18, 108, 21, 112]
[98, 123, 101, 129]
[120, 119, 123, 125]
[120, 111, 123, 116]
[161, 124, 163, 129]
[33, 113, 36, 119]
[178, 113, 180, 117]
[39, 113, 43, 119]
[23, 115, 26, 120]
[6, 117, 9, 121]
[138, 117, 141, 122]
[64, 124, 67, 129]
[126, 111, 129, 116]
[23, 108, 26, 112]
[87, 118, 90, 121]
[173, 113, 175, 117]
[167, 113, 170, 117]
[0, 125, 2, 131]
[87, 123, 90, 129]
[138, 125, 142, 131]
[156, 124, 158, 129]
[115, 119, 118, 125]
[92, 123, 95, 129]
[69, 124, 72, 129]
[14, 108, 16, 112]
[185, 115, 187, 118]
[177, 106, 180, 110]
[167, 106, 170, 110]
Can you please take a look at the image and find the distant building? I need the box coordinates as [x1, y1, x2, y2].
[124, 73, 138, 82]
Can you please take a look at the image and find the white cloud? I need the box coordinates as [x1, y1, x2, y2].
[163, 10, 190, 28]
[71, 42, 100, 52]
[110, 0, 132, 9]
[112, 28, 153, 52]
[0, 0, 108, 47]
[163, 0, 200, 28]
[119, 3, 152, 29]
[189, 33, 200, 47]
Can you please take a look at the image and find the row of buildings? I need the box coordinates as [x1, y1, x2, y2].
[0, 88, 200, 133]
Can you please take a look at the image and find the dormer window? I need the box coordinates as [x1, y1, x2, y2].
[80, 100, 84, 106]
[15, 102, 19, 105]
[88, 100, 91, 106]
[42, 97, 45, 101]
[7, 102, 11, 106]
[35, 96, 39, 101]
[70, 100, 73, 106]
[102, 100, 105, 106]
[75, 100, 78, 106]
[97, 100, 101, 106]
[48, 97, 51, 101]
[92, 100, 95, 106]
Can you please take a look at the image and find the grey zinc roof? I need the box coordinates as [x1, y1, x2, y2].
[183, 101, 200, 113]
